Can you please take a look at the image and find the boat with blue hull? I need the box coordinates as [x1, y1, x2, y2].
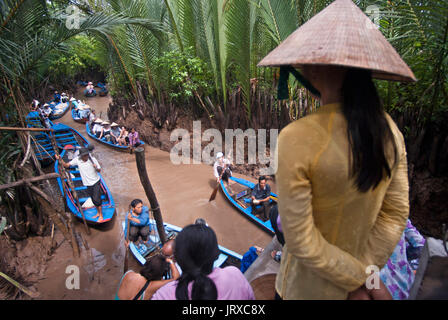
[86, 121, 145, 151]
[122, 220, 242, 269]
[55, 149, 116, 224]
[71, 100, 90, 123]
[220, 176, 276, 235]
[49, 101, 70, 120]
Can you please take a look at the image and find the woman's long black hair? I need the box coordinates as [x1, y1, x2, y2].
[341, 68, 397, 192]
[174, 224, 220, 300]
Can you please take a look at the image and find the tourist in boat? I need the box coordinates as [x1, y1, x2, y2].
[240, 246, 264, 274]
[61, 92, 69, 103]
[269, 204, 284, 263]
[259, 0, 414, 300]
[92, 118, 103, 138]
[89, 109, 96, 124]
[115, 254, 180, 300]
[30, 99, 40, 111]
[125, 199, 151, 244]
[53, 91, 61, 103]
[55, 147, 104, 222]
[40, 103, 52, 128]
[117, 126, 129, 146]
[110, 122, 121, 144]
[128, 127, 141, 148]
[213, 152, 232, 188]
[151, 223, 255, 300]
[250, 176, 271, 221]
[85, 81, 95, 95]
[379, 219, 425, 300]
[99, 120, 112, 142]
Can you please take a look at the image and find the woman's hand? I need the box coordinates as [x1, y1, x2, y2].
[347, 285, 371, 300]
[367, 280, 392, 300]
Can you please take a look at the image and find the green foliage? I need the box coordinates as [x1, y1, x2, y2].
[154, 47, 213, 103]
[48, 35, 102, 79]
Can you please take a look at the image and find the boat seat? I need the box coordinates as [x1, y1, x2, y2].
[78, 195, 106, 203]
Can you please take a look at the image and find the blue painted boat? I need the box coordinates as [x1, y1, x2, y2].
[86, 121, 145, 151]
[71, 100, 90, 123]
[96, 82, 108, 96]
[51, 123, 89, 150]
[25, 111, 54, 165]
[84, 89, 97, 97]
[77, 80, 88, 86]
[25, 111, 54, 128]
[55, 149, 116, 224]
[220, 176, 276, 234]
[121, 220, 242, 268]
[49, 101, 70, 120]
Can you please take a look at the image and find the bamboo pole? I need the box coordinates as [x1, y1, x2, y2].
[0, 173, 60, 191]
[134, 147, 167, 245]
[0, 126, 54, 132]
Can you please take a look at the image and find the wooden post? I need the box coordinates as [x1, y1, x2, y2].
[134, 147, 167, 245]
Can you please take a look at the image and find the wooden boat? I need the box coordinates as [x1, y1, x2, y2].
[71, 100, 90, 123]
[55, 149, 116, 224]
[86, 121, 145, 151]
[25, 111, 53, 128]
[96, 82, 108, 96]
[220, 176, 276, 234]
[49, 101, 70, 120]
[51, 123, 89, 150]
[25, 111, 54, 165]
[121, 220, 242, 269]
[84, 89, 97, 97]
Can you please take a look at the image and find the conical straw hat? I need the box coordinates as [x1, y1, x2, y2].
[258, 0, 416, 82]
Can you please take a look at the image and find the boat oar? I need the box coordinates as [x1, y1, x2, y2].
[208, 182, 220, 202]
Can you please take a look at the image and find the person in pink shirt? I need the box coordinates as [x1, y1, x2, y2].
[128, 128, 141, 148]
[151, 223, 255, 300]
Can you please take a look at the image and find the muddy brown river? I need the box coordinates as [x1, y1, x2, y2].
[34, 89, 273, 299]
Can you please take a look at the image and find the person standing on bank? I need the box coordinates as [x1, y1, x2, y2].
[258, 0, 416, 300]
[125, 199, 151, 244]
[56, 148, 104, 222]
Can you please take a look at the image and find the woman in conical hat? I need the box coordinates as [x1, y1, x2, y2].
[258, 0, 415, 300]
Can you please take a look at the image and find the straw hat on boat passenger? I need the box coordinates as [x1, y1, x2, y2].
[111, 122, 119, 127]
[102, 120, 110, 125]
[258, 0, 416, 83]
[94, 118, 103, 123]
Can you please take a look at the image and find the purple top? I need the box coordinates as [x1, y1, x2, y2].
[129, 131, 140, 146]
[379, 219, 425, 300]
[151, 266, 255, 300]
[276, 215, 282, 233]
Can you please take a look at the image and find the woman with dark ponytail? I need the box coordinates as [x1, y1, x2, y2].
[258, 0, 416, 300]
[151, 224, 254, 300]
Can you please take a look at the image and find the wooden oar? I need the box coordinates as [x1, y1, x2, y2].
[209, 167, 225, 202]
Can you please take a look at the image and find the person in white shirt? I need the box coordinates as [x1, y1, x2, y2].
[56, 147, 104, 222]
[92, 118, 103, 138]
[213, 152, 232, 188]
